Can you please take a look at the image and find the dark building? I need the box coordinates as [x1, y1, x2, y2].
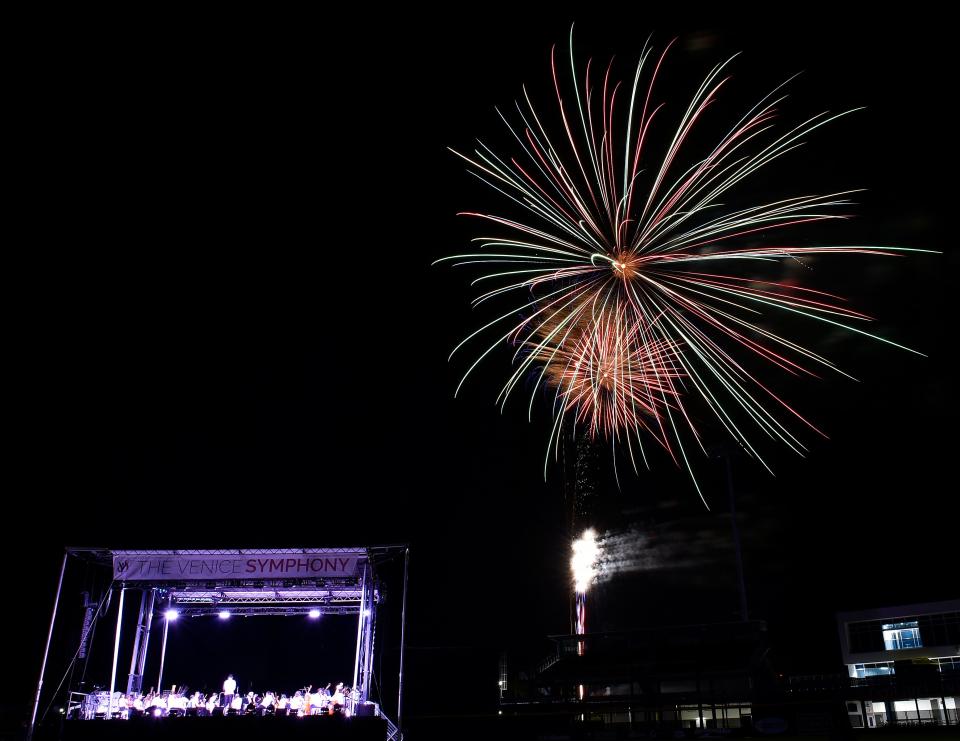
[495, 599, 960, 736]
[500, 620, 771, 733]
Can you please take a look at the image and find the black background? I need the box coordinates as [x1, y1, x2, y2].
[8, 7, 957, 735]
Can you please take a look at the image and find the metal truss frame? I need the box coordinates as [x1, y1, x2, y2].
[30, 545, 409, 741]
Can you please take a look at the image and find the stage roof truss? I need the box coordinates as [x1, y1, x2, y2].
[166, 586, 378, 608]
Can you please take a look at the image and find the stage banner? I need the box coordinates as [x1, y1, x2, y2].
[113, 552, 364, 581]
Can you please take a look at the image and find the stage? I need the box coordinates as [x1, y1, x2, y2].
[44, 715, 387, 740]
[29, 547, 408, 741]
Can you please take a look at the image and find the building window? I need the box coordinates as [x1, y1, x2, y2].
[933, 656, 960, 672]
[881, 620, 922, 650]
[852, 662, 894, 678]
[917, 611, 960, 647]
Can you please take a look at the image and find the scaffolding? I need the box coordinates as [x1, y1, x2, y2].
[28, 545, 409, 740]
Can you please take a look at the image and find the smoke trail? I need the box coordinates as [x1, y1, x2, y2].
[595, 521, 737, 582]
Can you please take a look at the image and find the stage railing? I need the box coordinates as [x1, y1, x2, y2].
[68, 691, 89, 720]
[383, 712, 402, 741]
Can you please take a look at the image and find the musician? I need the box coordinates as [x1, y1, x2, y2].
[345, 685, 359, 714]
[277, 694, 289, 714]
[168, 691, 187, 715]
[290, 690, 304, 715]
[222, 674, 237, 710]
[311, 686, 325, 715]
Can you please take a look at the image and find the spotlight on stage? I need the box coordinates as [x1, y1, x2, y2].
[308, 609, 321, 619]
[362, 608, 371, 617]
[153, 708, 163, 717]
[218, 610, 231, 620]
[571, 528, 600, 593]
[165, 609, 179, 621]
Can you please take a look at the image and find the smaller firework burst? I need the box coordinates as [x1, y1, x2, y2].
[528, 306, 683, 468]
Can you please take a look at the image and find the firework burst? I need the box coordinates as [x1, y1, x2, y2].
[438, 30, 931, 503]
[529, 306, 681, 454]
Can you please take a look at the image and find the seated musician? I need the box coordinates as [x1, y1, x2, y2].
[311, 687, 324, 715]
[331, 682, 345, 710]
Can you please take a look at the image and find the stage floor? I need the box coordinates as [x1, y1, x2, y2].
[43, 715, 387, 740]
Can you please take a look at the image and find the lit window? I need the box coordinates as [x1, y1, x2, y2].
[852, 662, 894, 678]
[881, 620, 922, 650]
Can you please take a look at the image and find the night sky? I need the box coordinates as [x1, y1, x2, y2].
[9, 9, 957, 733]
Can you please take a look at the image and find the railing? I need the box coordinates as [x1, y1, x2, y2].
[349, 701, 401, 741]
[379, 707, 402, 741]
[538, 650, 561, 674]
[68, 691, 89, 720]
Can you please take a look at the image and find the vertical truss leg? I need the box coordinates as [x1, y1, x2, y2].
[351, 562, 368, 705]
[361, 587, 376, 702]
[355, 565, 375, 704]
[397, 548, 409, 735]
[127, 589, 156, 695]
[157, 611, 170, 693]
[28, 551, 68, 741]
[108, 588, 126, 717]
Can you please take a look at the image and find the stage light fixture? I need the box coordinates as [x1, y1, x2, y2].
[308, 609, 321, 619]
[218, 610, 231, 620]
[165, 609, 179, 621]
